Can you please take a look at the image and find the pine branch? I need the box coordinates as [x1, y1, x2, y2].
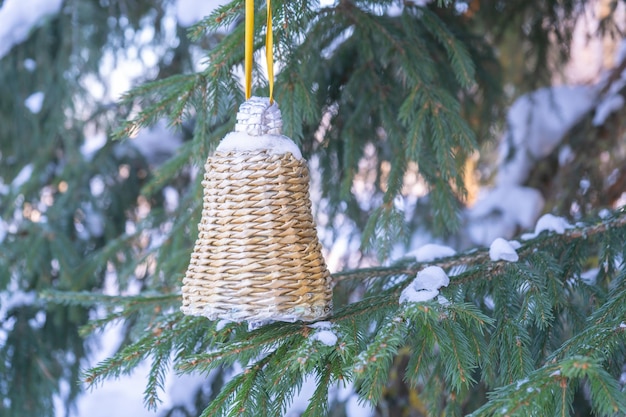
[470, 356, 626, 417]
[62, 208, 626, 416]
[189, 1, 244, 41]
[334, 208, 626, 284]
[300, 366, 332, 417]
[353, 314, 408, 403]
[418, 7, 476, 88]
[42, 290, 179, 309]
[113, 74, 200, 139]
[361, 204, 407, 263]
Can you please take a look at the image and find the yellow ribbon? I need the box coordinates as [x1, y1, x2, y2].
[245, 0, 254, 100]
[266, 0, 274, 103]
[244, 0, 274, 103]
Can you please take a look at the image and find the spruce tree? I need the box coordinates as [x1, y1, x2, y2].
[1, 1, 625, 416]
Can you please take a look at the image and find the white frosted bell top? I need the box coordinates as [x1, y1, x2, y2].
[215, 96, 303, 160]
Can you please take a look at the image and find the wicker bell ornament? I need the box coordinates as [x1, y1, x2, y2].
[181, 97, 333, 323]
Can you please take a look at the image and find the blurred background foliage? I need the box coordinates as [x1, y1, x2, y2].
[0, 0, 625, 416]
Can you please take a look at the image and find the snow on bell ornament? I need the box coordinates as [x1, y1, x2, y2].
[181, 97, 333, 323]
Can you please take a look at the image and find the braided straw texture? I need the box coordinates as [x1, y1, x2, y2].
[181, 150, 333, 322]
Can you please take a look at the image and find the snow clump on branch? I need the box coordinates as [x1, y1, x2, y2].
[489, 238, 520, 262]
[399, 266, 450, 304]
[308, 321, 338, 346]
[521, 213, 573, 240]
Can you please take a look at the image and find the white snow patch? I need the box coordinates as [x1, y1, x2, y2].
[217, 131, 303, 160]
[29, 310, 46, 329]
[163, 372, 211, 412]
[321, 26, 354, 59]
[287, 378, 370, 417]
[215, 319, 232, 331]
[484, 295, 495, 310]
[24, 91, 44, 113]
[400, 266, 450, 304]
[72, 321, 211, 417]
[514, 86, 595, 159]
[81, 132, 108, 160]
[83, 203, 104, 238]
[74, 325, 155, 417]
[598, 208, 611, 219]
[248, 320, 274, 331]
[497, 145, 532, 187]
[579, 178, 590, 193]
[515, 378, 529, 389]
[310, 329, 338, 346]
[11, 164, 34, 189]
[455, 2, 469, 14]
[469, 186, 544, 229]
[0, 0, 63, 59]
[508, 240, 521, 249]
[593, 93, 624, 126]
[0, 289, 37, 322]
[346, 394, 375, 417]
[0, 219, 7, 244]
[131, 120, 183, 165]
[309, 321, 333, 330]
[522, 213, 573, 240]
[558, 145, 575, 166]
[467, 186, 544, 245]
[437, 295, 450, 306]
[163, 186, 179, 212]
[309, 321, 338, 346]
[448, 264, 467, 277]
[607, 169, 620, 187]
[416, 266, 450, 290]
[489, 238, 519, 262]
[400, 287, 439, 303]
[619, 322, 626, 329]
[593, 69, 626, 126]
[89, 176, 105, 197]
[284, 376, 319, 417]
[23, 58, 36, 71]
[385, 4, 404, 16]
[497, 85, 596, 186]
[615, 39, 626, 66]
[175, 0, 228, 27]
[405, 243, 456, 262]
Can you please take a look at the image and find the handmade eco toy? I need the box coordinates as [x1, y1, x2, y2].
[182, 0, 332, 322]
[181, 97, 333, 322]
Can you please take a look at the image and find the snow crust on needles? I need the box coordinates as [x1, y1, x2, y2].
[400, 266, 450, 304]
[0, 0, 63, 59]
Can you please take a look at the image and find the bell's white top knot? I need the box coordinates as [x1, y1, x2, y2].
[235, 96, 283, 136]
[216, 96, 303, 160]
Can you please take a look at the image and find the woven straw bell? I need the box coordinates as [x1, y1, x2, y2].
[181, 97, 333, 323]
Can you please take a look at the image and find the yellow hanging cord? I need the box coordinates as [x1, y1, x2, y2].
[244, 0, 274, 103]
[266, 0, 274, 103]
[245, 0, 254, 100]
